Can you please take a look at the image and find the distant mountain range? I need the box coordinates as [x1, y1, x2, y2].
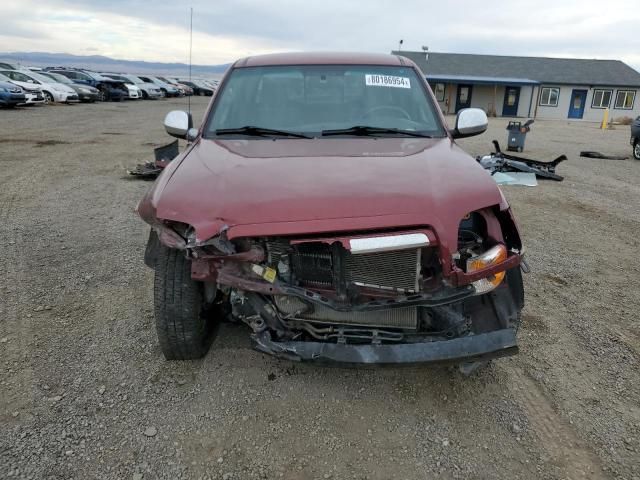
[0, 52, 230, 77]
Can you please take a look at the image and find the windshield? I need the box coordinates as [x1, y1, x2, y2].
[26, 71, 58, 84]
[84, 71, 108, 81]
[205, 65, 444, 138]
[105, 74, 132, 84]
[41, 72, 72, 84]
[125, 75, 145, 84]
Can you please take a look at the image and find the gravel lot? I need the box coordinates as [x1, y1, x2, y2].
[1, 98, 639, 480]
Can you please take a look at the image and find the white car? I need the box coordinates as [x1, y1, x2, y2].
[0, 72, 45, 105]
[100, 74, 142, 99]
[0, 69, 79, 103]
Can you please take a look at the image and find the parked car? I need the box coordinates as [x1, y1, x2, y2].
[157, 76, 193, 96]
[44, 67, 129, 101]
[39, 71, 100, 102]
[100, 74, 142, 99]
[178, 79, 214, 96]
[0, 73, 44, 105]
[631, 116, 640, 160]
[138, 52, 525, 370]
[137, 75, 180, 97]
[117, 74, 163, 99]
[0, 70, 79, 103]
[0, 62, 21, 70]
[0, 81, 25, 108]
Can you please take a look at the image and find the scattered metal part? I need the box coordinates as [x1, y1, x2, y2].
[579, 151, 628, 160]
[477, 140, 566, 182]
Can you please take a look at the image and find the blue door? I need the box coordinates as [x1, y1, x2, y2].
[502, 86, 520, 116]
[568, 89, 587, 119]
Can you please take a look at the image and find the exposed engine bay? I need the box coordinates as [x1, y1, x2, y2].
[145, 207, 525, 364]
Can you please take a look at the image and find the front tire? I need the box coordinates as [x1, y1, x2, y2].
[154, 246, 217, 360]
[43, 91, 54, 104]
[634, 140, 640, 160]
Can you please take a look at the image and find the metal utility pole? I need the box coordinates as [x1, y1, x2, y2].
[188, 7, 193, 114]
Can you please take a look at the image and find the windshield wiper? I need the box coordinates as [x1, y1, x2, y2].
[215, 126, 312, 139]
[321, 125, 432, 138]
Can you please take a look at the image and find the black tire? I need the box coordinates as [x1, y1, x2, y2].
[43, 91, 54, 104]
[154, 246, 217, 360]
[142, 90, 149, 100]
[633, 140, 640, 160]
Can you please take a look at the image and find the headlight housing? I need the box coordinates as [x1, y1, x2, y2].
[466, 244, 507, 294]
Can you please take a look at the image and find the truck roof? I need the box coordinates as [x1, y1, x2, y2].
[234, 52, 412, 68]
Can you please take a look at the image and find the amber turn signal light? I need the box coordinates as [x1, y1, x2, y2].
[466, 244, 508, 294]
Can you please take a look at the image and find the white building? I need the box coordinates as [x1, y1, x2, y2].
[394, 51, 640, 122]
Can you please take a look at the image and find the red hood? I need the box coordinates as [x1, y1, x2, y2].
[145, 137, 504, 253]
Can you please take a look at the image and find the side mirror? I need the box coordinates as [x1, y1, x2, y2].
[451, 108, 488, 139]
[164, 110, 193, 139]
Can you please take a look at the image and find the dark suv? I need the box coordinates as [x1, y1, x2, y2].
[44, 67, 123, 101]
[138, 52, 525, 370]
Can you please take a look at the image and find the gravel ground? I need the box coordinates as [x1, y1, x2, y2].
[0, 98, 639, 480]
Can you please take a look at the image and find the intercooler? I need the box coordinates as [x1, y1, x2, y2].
[274, 295, 418, 329]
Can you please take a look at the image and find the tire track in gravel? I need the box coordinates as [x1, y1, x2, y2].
[0, 167, 33, 420]
[508, 367, 607, 479]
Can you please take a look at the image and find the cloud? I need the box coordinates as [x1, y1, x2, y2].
[1, 0, 639, 70]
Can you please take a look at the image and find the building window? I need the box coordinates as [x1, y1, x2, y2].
[614, 90, 636, 110]
[434, 83, 445, 102]
[591, 89, 612, 109]
[539, 87, 559, 107]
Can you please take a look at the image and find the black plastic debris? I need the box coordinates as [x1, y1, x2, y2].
[128, 140, 180, 178]
[579, 151, 628, 160]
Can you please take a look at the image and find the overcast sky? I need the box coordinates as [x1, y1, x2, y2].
[3, 0, 640, 69]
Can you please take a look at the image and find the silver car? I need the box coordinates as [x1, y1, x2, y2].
[118, 74, 163, 99]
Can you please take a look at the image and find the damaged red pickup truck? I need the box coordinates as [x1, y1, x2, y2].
[138, 52, 525, 369]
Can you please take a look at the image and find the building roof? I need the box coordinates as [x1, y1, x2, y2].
[393, 51, 640, 87]
[426, 74, 538, 86]
[236, 52, 403, 68]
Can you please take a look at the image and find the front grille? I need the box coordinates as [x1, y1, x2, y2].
[274, 295, 418, 329]
[265, 237, 422, 293]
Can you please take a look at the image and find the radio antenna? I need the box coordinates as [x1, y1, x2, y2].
[188, 6, 193, 115]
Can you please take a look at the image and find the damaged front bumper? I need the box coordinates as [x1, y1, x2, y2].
[252, 328, 518, 365]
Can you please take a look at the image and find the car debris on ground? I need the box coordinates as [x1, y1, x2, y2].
[579, 151, 628, 160]
[127, 139, 179, 178]
[478, 140, 566, 183]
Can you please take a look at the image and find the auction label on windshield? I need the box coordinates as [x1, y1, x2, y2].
[365, 74, 411, 88]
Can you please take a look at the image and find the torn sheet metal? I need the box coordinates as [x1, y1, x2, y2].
[477, 140, 566, 182]
[128, 140, 180, 178]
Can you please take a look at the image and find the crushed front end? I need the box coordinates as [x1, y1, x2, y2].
[172, 206, 525, 366]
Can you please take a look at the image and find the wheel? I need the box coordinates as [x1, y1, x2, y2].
[154, 246, 218, 360]
[142, 90, 149, 99]
[517, 146, 523, 152]
[199, 90, 205, 96]
[634, 141, 640, 160]
[43, 91, 54, 104]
